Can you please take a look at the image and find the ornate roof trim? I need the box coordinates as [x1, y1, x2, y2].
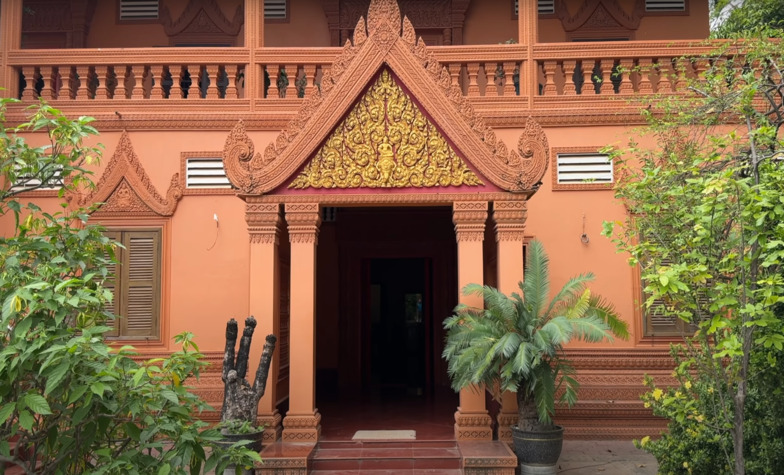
[161, 0, 243, 37]
[222, 0, 548, 195]
[557, 0, 642, 32]
[79, 131, 183, 216]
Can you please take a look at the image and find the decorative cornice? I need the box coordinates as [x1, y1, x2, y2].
[76, 131, 183, 216]
[221, 0, 549, 195]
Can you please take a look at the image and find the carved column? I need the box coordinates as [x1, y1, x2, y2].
[0, 0, 23, 98]
[452, 201, 493, 441]
[282, 202, 322, 442]
[493, 199, 528, 445]
[246, 199, 283, 443]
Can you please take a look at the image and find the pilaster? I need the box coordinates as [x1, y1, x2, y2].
[245, 0, 264, 107]
[0, 0, 23, 98]
[246, 199, 283, 442]
[282, 202, 322, 442]
[518, 0, 538, 106]
[493, 199, 528, 444]
[452, 201, 493, 441]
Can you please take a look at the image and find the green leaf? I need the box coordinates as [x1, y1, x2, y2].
[44, 361, 71, 396]
[0, 403, 15, 424]
[24, 393, 53, 415]
[158, 465, 171, 475]
[18, 410, 34, 431]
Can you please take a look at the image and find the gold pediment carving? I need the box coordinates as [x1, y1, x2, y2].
[289, 70, 482, 190]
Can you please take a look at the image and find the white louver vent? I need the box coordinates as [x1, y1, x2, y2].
[120, 0, 159, 20]
[645, 0, 686, 12]
[10, 169, 63, 192]
[186, 159, 232, 189]
[515, 1, 556, 16]
[556, 153, 613, 184]
[264, 0, 287, 20]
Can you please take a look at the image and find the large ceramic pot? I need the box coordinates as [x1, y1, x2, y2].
[511, 425, 564, 475]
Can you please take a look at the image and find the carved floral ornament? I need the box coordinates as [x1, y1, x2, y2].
[222, 0, 549, 196]
[74, 131, 183, 217]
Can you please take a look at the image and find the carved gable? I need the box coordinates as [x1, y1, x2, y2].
[79, 132, 183, 217]
[290, 70, 482, 190]
[223, 0, 549, 196]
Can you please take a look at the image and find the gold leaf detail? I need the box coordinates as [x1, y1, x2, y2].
[289, 70, 483, 190]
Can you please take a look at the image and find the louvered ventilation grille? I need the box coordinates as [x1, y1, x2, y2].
[264, 0, 287, 19]
[556, 153, 613, 184]
[120, 0, 159, 20]
[129, 237, 154, 280]
[10, 169, 63, 192]
[515, 1, 555, 15]
[186, 159, 232, 189]
[645, 0, 686, 11]
[127, 287, 153, 331]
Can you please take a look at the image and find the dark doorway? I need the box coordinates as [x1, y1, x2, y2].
[364, 258, 431, 397]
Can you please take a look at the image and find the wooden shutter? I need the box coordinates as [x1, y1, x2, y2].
[120, 231, 161, 338]
[104, 231, 121, 337]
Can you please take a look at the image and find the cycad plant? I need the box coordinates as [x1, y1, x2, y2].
[443, 240, 629, 431]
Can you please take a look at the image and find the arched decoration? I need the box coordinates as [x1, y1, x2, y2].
[557, 0, 643, 40]
[161, 0, 243, 46]
[78, 131, 183, 217]
[222, 0, 549, 195]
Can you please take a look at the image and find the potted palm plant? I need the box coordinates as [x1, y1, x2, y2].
[443, 240, 629, 474]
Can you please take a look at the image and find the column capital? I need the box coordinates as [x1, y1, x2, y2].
[493, 199, 528, 242]
[246, 201, 281, 244]
[452, 201, 487, 242]
[285, 202, 321, 245]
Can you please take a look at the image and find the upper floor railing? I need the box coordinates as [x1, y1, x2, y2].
[3, 40, 717, 112]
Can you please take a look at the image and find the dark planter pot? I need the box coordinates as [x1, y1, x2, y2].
[511, 425, 564, 474]
[217, 429, 264, 453]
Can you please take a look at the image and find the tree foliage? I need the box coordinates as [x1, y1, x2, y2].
[602, 35, 784, 474]
[0, 99, 259, 474]
[712, 0, 784, 38]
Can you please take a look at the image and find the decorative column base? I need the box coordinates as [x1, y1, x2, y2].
[257, 410, 283, 443]
[497, 412, 518, 444]
[282, 411, 322, 442]
[454, 408, 493, 441]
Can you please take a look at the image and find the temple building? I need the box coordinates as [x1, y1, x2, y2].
[0, 0, 710, 472]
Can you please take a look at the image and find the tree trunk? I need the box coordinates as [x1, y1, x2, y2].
[516, 389, 541, 431]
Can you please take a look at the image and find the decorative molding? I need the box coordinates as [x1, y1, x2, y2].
[284, 203, 321, 245]
[493, 199, 528, 242]
[245, 191, 526, 206]
[558, 0, 642, 33]
[454, 410, 493, 441]
[161, 0, 243, 45]
[246, 201, 281, 244]
[221, 0, 549, 195]
[76, 131, 183, 217]
[282, 412, 322, 442]
[453, 201, 488, 243]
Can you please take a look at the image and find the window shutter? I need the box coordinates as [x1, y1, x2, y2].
[645, 0, 686, 12]
[186, 158, 232, 189]
[515, 1, 555, 16]
[121, 231, 161, 338]
[104, 231, 121, 337]
[264, 0, 287, 20]
[556, 153, 613, 184]
[120, 0, 159, 20]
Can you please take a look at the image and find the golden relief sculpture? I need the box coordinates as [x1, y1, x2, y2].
[288, 69, 483, 189]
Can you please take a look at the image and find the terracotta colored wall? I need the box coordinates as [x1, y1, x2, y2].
[463, 0, 518, 45]
[264, 0, 331, 47]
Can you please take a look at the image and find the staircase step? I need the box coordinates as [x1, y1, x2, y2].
[311, 470, 462, 474]
[310, 440, 461, 471]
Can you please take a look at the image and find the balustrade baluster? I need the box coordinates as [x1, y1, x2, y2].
[502, 61, 516, 96]
[267, 64, 280, 98]
[189, 65, 202, 98]
[94, 66, 108, 99]
[656, 58, 673, 93]
[562, 60, 577, 95]
[75, 66, 89, 100]
[20, 66, 35, 100]
[285, 64, 298, 98]
[115, 65, 128, 99]
[303, 64, 317, 98]
[225, 66, 238, 99]
[637, 59, 654, 94]
[593, 60, 606, 94]
[618, 59, 634, 94]
[541, 61, 557, 96]
[466, 62, 480, 97]
[205, 65, 219, 99]
[448, 63, 462, 94]
[149, 65, 164, 99]
[39, 66, 54, 100]
[131, 65, 145, 99]
[580, 60, 592, 95]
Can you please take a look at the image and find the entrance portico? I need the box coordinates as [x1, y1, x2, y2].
[222, 0, 549, 445]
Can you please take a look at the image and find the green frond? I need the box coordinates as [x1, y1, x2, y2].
[539, 316, 575, 347]
[569, 315, 613, 343]
[586, 294, 630, 340]
[564, 288, 592, 319]
[543, 273, 592, 319]
[532, 365, 556, 424]
[522, 240, 550, 320]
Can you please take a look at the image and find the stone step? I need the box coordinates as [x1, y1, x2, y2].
[310, 470, 462, 474]
[310, 440, 461, 471]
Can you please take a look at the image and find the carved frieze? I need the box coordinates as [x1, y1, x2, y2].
[161, 0, 243, 46]
[289, 70, 482, 190]
[77, 132, 183, 217]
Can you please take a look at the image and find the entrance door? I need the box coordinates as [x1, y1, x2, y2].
[363, 257, 432, 397]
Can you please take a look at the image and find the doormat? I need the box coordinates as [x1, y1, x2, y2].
[352, 430, 416, 440]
